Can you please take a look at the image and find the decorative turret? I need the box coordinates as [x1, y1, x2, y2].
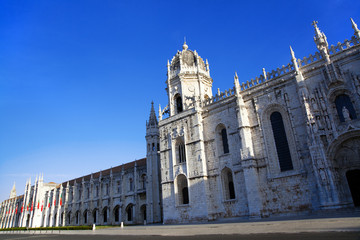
[166, 41, 213, 116]
[351, 18, 360, 39]
[312, 21, 331, 63]
[9, 182, 16, 199]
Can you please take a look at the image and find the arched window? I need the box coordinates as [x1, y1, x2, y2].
[175, 94, 183, 113]
[270, 111, 293, 171]
[176, 174, 189, 205]
[176, 138, 186, 164]
[105, 184, 109, 195]
[335, 94, 357, 122]
[221, 128, 229, 154]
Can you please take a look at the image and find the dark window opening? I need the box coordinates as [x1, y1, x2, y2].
[335, 94, 357, 122]
[182, 187, 189, 204]
[270, 111, 293, 171]
[127, 205, 132, 221]
[221, 128, 229, 154]
[176, 96, 183, 113]
[114, 207, 119, 222]
[84, 211, 87, 224]
[93, 210, 97, 223]
[103, 208, 107, 223]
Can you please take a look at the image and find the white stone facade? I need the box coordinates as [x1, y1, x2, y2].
[158, 20, 360, 223]
[1, 19, 360, 228]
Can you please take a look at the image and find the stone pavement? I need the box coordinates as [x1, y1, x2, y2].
[2, 213, 359, 236]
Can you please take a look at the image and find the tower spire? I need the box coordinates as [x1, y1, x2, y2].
[351, 18, 360, 39]
[148, 101, 158, 126]
[9, 182, 16, 199]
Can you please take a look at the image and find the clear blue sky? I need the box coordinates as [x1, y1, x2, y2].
[0, 0, 359, 202]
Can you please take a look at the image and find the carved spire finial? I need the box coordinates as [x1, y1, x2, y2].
[290, 46, 299, 73]
[182, 37, 188, 51]
[262, 68, 267, 80]
[351, 18, 360, 39]
[312, 20, 330, 63]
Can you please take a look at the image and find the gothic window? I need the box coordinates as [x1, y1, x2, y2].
[175, 94, 183, 113]
[270, 111, 293, 171]
[105, 183, 109, 195]
[221, 128, 229, 154]
[141, 174, 146, 190]
[335, 94, 357, 122]
[129, 178, 134, 192]
[222, 168, 236, 200]
[87, 188, 90, 199]
[176, 174, 189, 205]
[117, 181, 121, 193]
[96, 186, 99, 197]
[78, 189, 81, 200]
[176, 138, 186, 164]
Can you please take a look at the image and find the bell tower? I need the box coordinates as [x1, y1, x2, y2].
[145, 102, 162, 223]
[166, 41, 213, 116]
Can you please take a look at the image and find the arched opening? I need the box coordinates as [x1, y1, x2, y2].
[175, 94, 183, 113]
[67, 212, 71, 225]
[176, 174, 189, 205]
[222, 168, 236, 200]
[175, 138, 186, 164]
[270, 111, 293, 171]
[60, 212, 64, 226]
[129, 178, 134, 192]
[126, 204, 133, 222]
[346, 169, 360, 207]
[103, 207, 108, 223]
[140, 204, 146, 222]
[113, 205, 120, 222]
[54, 213, 57, 227]
[75, 211, 80, 225]
[26, 214, 30, 228]
[335, 94, 357, 122]
[83, 210, 88, 224]
[92, 209, 97, 224]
